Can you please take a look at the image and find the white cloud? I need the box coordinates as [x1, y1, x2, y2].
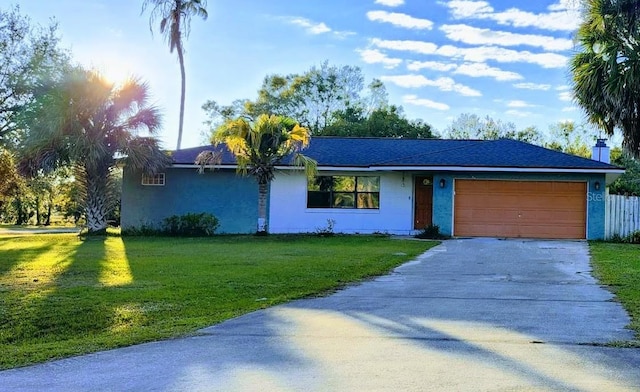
[288, 17, 354, 38]
[441, 0, 581, 32]
[333, 30, 357, 39]
[443, 0, 493, 18]
[507, 100, 535, 108]
[440, 24, 572, 51]
[513, 82, 552, 90]
[290, 17, 331, 34]
[556, 84, 571, 91]
[381, 74, 482, 96]
[548, 0, 580, 12]
[372, 39, 568, 68]
[488, 8, 580, 32]
[441, 45, 568, 68]
[407, 60, 521, 81]
[375, 0, 405, 6]
[407, 60, 457, 72]
[558, 91, 573, 101]
[506, 109, 533, 117]
[562, 106, 578, 112]
[454, 62, 522, 81]
[372, 38, 438, 55]
[358, 49, 403, 69]
[403, 94, 450, 111]
[367, 11, 434, 30]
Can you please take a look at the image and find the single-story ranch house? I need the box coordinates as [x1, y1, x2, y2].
[121, 137, 623, 240]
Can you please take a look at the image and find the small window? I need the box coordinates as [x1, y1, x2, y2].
[307, 176, 380, 209]
[142, 173, 165, 186]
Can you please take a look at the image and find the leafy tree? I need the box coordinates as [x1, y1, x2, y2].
[143, 0, 208, 150]
[245, 62, 370, 134]
[27, 171, 56, 225]
[444, 113, 543, 143]
[0, 148, 22, 218]
[609, 148, 640, 195]
[0, 5, 68, 149]
[196, 114, 316, 234]
[546, 121, 595, 158]
[18, 68, 170, 233]
[320, 105, 434, 138]
[571, 0, 640, 156]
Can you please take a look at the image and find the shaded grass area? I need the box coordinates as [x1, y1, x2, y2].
[0, 234, 437, 369]
[589, 242, 640, 344]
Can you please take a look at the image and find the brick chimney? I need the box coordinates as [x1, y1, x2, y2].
[591, 138, 610, 164]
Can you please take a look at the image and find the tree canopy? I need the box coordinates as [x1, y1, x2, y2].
[19, 68, 170, 232]
[0, 5, 69, 149]
[571, 0, 640, 156]
[443, 113, 544, 144]
[202, 61, 434, 139]
[320, 105, 434, 138]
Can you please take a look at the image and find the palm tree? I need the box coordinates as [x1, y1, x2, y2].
[196, 114, 317, 234]
[142, 0, 208, 150]
[571, 0, 640, 156]
[19, 68, 171, 233]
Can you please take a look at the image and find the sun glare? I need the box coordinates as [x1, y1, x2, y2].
[87, 55, 138, 87]
[99, 63, 134, 86]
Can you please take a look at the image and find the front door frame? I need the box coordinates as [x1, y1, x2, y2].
[414, 176, 434, 230]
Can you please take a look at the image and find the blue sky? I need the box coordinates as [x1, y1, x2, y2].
[5, 0, 587, 149]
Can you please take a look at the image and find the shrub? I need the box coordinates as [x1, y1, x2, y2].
[607, 233, 624, 243]
[162, 213, 219, 237]
[121, 224, 162, 236]
[315, 219, 335, 237]
[415, 224, 444, 239]
[625, 230, 640, 244]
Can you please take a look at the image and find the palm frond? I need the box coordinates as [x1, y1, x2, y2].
[194, 149, 222, 173]
[121, 137, 171, 174]
[292, 153, 318, 179]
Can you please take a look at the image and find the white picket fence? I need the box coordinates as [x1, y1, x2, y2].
[605, 194, 640, 239]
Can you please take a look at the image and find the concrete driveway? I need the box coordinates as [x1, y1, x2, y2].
[2, 238, 639, 391]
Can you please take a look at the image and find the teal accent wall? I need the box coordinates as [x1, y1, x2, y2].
[431, 172, 607, 240]
[121, 167, 259, 234]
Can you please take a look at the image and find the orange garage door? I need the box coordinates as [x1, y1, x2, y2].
[454, 180, 587, 239]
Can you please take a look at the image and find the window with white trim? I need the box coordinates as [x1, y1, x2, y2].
[142, 173, 165, 186]
[307, 176, 380, 209]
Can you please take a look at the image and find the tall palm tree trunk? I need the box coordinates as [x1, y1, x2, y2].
[177, 42, 186, 150]
[257, 180, 269, 234]
[83, 169, 111, 233]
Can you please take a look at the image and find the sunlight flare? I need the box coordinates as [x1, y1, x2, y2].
[0, 242, 79, 289]
[99, 237, 133, 286]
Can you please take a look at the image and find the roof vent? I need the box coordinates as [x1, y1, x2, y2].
[591, 138, 610, 163]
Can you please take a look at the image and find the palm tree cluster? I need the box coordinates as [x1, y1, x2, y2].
[572, 0, 640, 156]
[19, 69, 170, 233]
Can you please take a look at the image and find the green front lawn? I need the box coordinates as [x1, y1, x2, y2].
[0, 234, 436, 369]
[589, 242, 640, 341]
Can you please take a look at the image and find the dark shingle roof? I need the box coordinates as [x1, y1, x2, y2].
[171, 137, 621, 171]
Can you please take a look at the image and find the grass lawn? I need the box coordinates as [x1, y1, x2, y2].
[589, 242, 640, 343]
[0, 233, 437, 369]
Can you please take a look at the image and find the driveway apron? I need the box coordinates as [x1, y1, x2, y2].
[1, 238, 639, 391]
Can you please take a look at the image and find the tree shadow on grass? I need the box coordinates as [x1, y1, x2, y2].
[1, 235, 146, 367]
[0, 240, 57, 279]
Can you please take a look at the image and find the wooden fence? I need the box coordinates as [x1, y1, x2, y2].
[605, 194, 640, 239]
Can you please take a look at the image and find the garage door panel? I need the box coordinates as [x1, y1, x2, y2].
[454, 180, 586, 239]
[457, 209, 520, 224]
